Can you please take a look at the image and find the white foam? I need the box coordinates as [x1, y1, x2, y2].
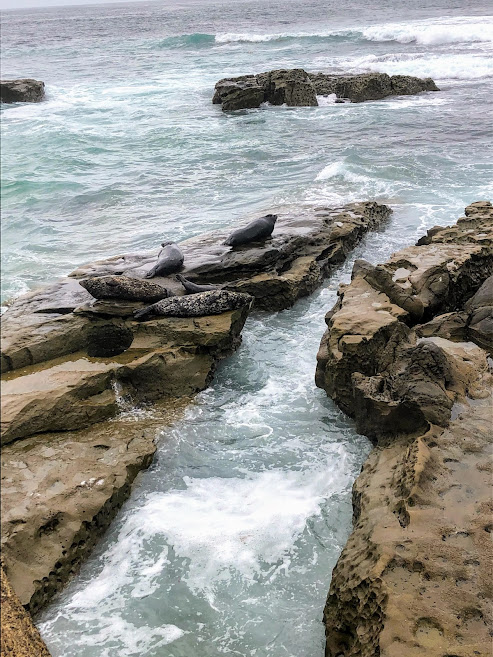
[315, 161, 346, 181]
[362, 16, 493, 46]
[316, 93, 338, 106]
[214, 16, 493, 47]
[337, 51, 493, 81]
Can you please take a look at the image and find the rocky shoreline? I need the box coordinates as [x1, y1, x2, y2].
[213, 69, 439, 111]
[315, 202, 492, 656]
[0, 202, 390, 652]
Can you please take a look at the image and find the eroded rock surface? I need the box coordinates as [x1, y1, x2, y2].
[315, 201, 493, 656]
[0, 79, 45, 103]
[213, 69, 438, 110]
[1, 567, 51, 656]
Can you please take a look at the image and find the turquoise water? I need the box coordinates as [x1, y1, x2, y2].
[2, 0, 493, 654]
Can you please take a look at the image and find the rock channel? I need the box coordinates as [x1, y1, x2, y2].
[213, 69, 439, 111]
[0, 201, 390, 651]
[315, 201, 493, 657]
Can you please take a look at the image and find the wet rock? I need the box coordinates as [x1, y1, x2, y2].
[213, 69, 439, 110]
[86, 322, 134, 357]
[69, 201, 392, 313]
[212, 76, 265, 111]
[0, 79, 45, 103]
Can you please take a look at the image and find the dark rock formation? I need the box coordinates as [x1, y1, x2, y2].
[315, 201, 493, 657]
[213, 69, 439, 110]
[0, 79, 45, 103]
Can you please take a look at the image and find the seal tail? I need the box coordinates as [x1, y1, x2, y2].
[144, 267, 157, 279]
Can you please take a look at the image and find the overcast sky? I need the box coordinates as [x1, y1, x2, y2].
[1, 0, 151, 10]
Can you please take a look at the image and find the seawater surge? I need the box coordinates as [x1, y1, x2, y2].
[39, 219, 429, 657]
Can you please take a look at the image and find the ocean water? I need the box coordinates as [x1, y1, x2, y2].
[2, 0, 493, 655]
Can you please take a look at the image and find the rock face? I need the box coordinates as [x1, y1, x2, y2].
[0, 201, 388, 618]
[1, 567, 52, 656]
[315, 202, 493, 656]
[0, 79, 45, 103]
[213, 69, 439, 110]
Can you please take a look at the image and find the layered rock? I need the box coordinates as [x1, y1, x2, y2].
[0, 79, 45, 103]
[315, 202, 493, 656]
[213, 69, 439, 110]
[1, 201, 389, 620]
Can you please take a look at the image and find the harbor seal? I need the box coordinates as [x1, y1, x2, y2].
[176, 274, 221, 294]
[224, 214, 278, 247]
[145, 241, 184, 278]
[79, 275, 173, 303]
[133, 290, 253, 320]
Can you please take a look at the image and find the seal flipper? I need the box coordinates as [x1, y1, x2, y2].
[133, 305, 154, 320]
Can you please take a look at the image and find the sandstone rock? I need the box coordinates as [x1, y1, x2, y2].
[86, 322, 134, 357]
[324, 395, 493, 657]
[0, 79, 45, 103]
[316, 202, 493, 656]
[1, 567, 51, 656]
[0, 406, 182, 612]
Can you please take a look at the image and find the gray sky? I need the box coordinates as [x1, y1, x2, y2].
[1, 0, 150, 10]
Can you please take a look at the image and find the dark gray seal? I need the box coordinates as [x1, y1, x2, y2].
[79, 275, 173, 303]
[176, 274, 220, 294]
[224, 214, 278, 247]
[134, 290, 253, 320]
[145, 241, 184, 278]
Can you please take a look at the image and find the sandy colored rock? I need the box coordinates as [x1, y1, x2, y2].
[315, 203, 493, 656]
[1, 402, 186, 613]
[1, 567, 51, 656]
[324, 396, 493, 657]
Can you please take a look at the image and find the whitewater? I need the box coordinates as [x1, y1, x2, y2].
[1, 0, 492, 654]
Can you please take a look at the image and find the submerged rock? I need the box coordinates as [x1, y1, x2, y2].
[213, 69, 439, 110]
[315, 201, 493, 657]
[0, 79, 45, 103]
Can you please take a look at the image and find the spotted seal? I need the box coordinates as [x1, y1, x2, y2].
[224, 214, 278, 247]
[134, 290, 253, 320]
[79, 275, 173, 303]
[176, 274, 220, 294]
[145, 241, 184, 278]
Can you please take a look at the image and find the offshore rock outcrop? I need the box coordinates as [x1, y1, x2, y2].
[213, 69, 439, 110]
[315, 201, 493, 656]
[0, 79, 45, 103]
[0, 201, 389, 625]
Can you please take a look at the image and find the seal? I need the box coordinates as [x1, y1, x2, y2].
[145, 241, 184, 279]
[134, 290, 253, 320]
[224, 214, 278, 247]
[79, 275, 173, 303]
[176, 274, 220, 294]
